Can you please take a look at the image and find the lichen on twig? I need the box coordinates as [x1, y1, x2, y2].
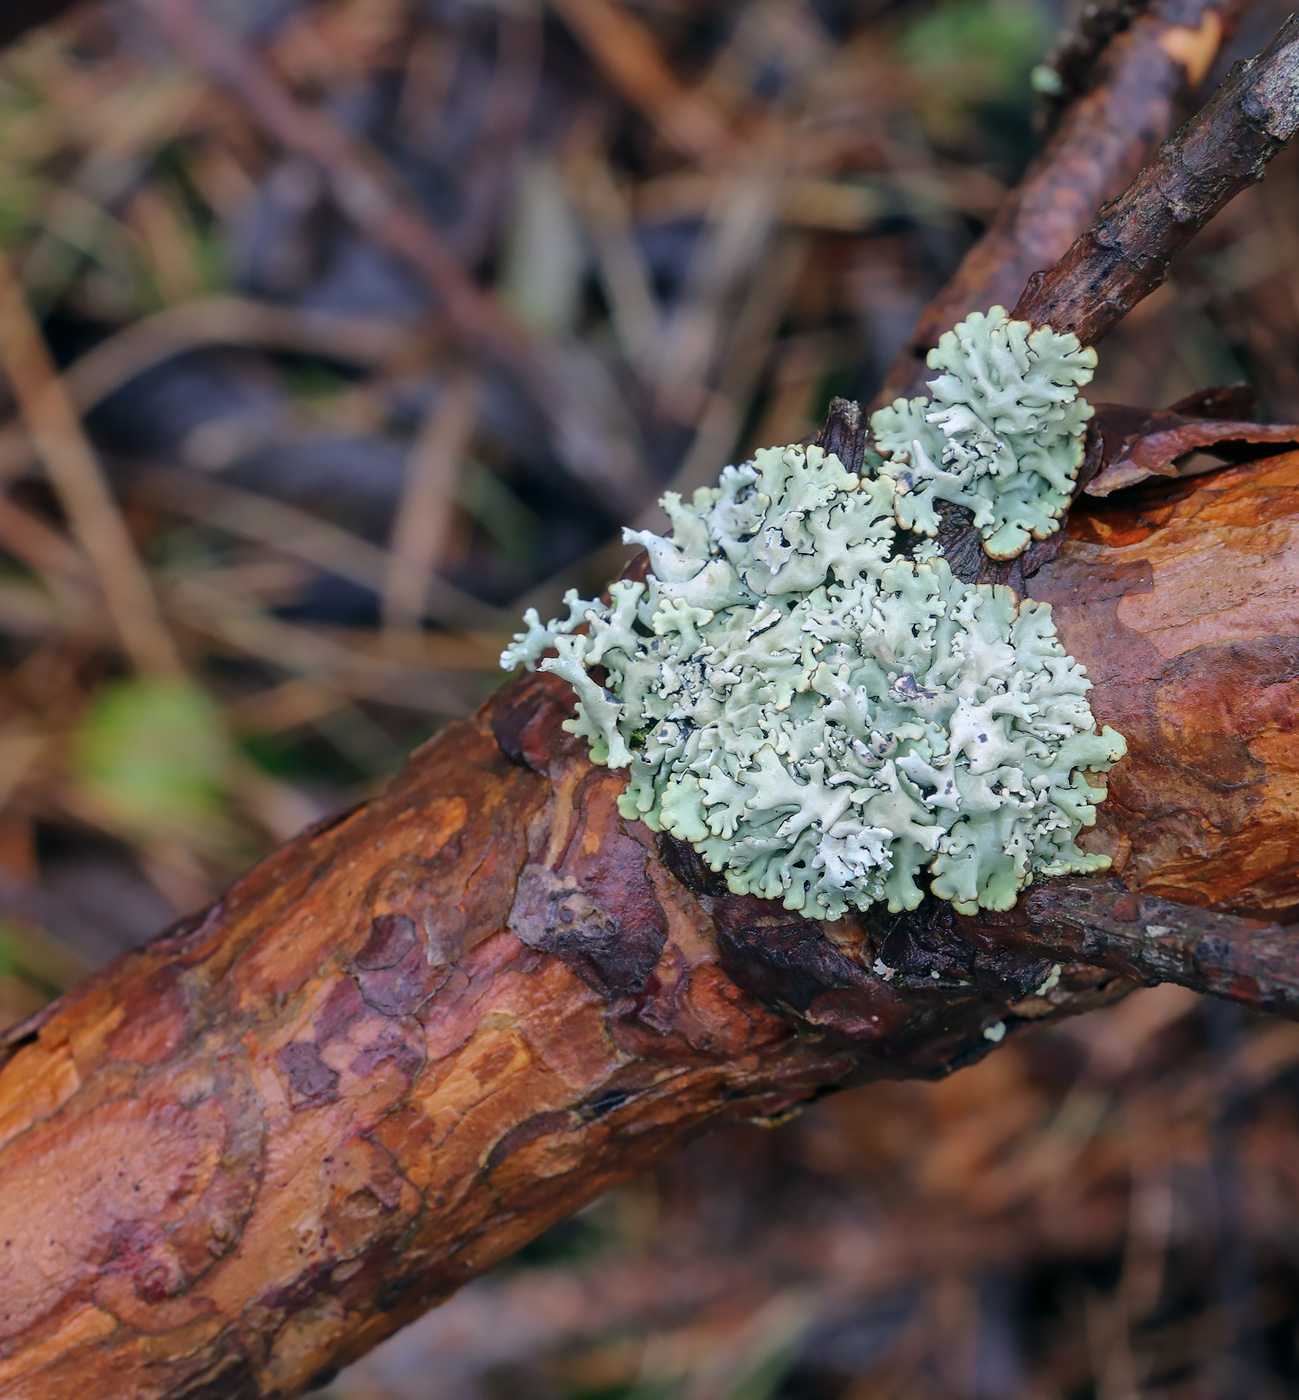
[870, 306, 1096, 559]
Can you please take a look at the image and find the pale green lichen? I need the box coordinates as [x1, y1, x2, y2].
[501, 439, 1126, 920]
[870, 306, 1097, 559]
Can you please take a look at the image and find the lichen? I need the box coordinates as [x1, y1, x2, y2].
[870, 306, 1097, 559]
[502, 439, 1126, 920]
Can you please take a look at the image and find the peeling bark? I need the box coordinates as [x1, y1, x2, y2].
[1084, 388, 1299, 496]
[1038, 453, 1299, 918]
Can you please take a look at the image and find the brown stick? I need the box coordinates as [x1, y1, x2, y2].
[0, 443, 1296, 1398]
[877, 0, 1247, 405]
[1014, 11, 1299, 341]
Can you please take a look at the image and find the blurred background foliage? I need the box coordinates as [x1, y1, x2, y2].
[0, 0, 1297, 1395]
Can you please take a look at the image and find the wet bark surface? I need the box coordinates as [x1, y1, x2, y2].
[0, 452, 1294, 1398]
[1035, 453, 1299, 918]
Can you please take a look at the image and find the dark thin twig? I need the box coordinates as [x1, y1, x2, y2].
[877, 0, 1247, 405]
[972, 880, 1299, 1022]
[1015, 12, 1299, 342]
[0, 248, 185, 677]
[1033, 1, 1149, 136]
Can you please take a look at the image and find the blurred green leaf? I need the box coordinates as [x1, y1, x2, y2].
[898, 0, 1049, 101]
[71, 676, 233, 841]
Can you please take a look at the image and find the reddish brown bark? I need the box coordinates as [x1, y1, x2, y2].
[877, 0, 1247, 406]
[1041, 453, 1299, 918]
[0, 451, 1295, 1398]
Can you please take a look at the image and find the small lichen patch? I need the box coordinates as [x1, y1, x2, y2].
[870, 306, 1096, 559]
[502, 439, 1126, 920]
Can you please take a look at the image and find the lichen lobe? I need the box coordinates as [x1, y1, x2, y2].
[871, 305, 1097, 560]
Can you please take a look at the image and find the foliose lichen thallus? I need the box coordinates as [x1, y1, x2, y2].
[503, 348, 1126, 919]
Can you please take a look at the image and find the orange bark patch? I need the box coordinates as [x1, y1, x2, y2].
[0, 1093, 225, 1340]
[1041, 453, 1299, 917]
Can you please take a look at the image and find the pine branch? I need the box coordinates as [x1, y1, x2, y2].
[0, 8, 1297, 1399]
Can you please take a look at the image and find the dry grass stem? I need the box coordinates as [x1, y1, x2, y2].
[382, 372, 481, 635]
[552, 0, 737, 168]
[61, 296, 430, 413]
[0, 249, 184, 676]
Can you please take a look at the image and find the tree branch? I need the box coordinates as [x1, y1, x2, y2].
[0, 433, 1295, 1396]
[1015, 11, 1299, 340]
[0, 6, 1297, 1397]
[878, 0, 1248, 405]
